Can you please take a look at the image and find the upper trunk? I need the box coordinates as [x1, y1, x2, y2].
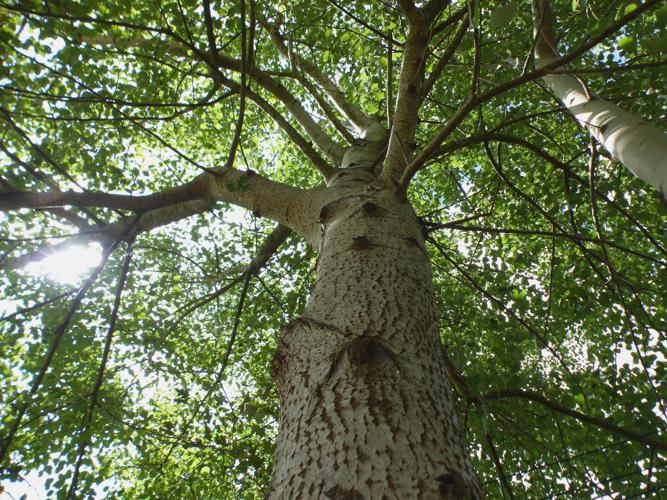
[269, 164, 479, 498]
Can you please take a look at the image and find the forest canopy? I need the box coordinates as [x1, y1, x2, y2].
[0, 0, 666, 497]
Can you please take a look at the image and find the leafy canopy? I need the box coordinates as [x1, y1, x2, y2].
[0, 0, 666, 497]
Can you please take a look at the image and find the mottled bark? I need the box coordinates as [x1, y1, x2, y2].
[269, 144, 479, 498]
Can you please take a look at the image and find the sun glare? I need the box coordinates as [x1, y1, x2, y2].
[25, 244, 103, 285]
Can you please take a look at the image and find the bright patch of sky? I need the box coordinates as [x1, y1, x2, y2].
[2, 469, 48, 500]
[24, 243, 102, 285]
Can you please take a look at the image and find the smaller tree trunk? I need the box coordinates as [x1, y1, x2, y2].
[532, 0, 667, 198]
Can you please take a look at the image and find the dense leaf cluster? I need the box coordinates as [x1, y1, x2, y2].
[0, 0, 665, 497]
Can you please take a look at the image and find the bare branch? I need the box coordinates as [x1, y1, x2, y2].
[428, 223, 662, 264]
[215, 53, 345, 165]
[546, 61, 667, 75]
[0, 178, 208, 211]
[422, 15, 469, 98]
[202, 0, 220, 63]
[39, 207, 94, 230]
[0, 201, 209, 271]
[223, 0, 248, 171]
[386, 32, 394, 128]
[1, 168, 317, 270]
[215, 73, 336, 178]
[423, 0, 452, 19]
[300, 77, 356, 144]
[530, 0, 559, 65]
[0, 108, 83, 189]
[262, 22, 379, 137]
[532, 0, 667, 197]
[147, 223, 289, 473]
[396, 0, 418, 19]
[381, 14, 432, 183]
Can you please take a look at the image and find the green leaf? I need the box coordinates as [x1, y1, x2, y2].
[488, 3, 518, 31]
[623, 3, 638, 16]
[656, 4, 667, 28]
[643, 33, 667, 52]
[618, 36, 636, 51]
[2, 1, 665, 498]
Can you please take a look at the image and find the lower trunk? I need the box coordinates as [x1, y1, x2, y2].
[269, 182, 479, 498]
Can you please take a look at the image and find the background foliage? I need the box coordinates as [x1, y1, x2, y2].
[0, 0, 665, 497]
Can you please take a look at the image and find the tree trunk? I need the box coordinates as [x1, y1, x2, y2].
[269, 168, 479, 498]
[532, 0, 667, 198]
[539, 67, 667, 198]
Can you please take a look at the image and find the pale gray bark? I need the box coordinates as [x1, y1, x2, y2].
[381, 0, 451, 185]
[269, 148, 480, 498]
[0, 169, 315, 269]
[10, 12, 481, 493]
[532, 0, 667, 198]
[382, 20, 430, 184]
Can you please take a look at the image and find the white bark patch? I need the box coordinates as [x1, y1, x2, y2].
[269, 183, 479, 498]
[543, 73, 667, 197]
[531, 0, 667, 198]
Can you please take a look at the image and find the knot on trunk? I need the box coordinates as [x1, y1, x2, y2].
[360, 201, 381, 217]
[348, 335, 393, 366]
[350, 236, 373, 250]
[324, 336, 400, 384]
[349, 336, 399, 373]
[436, 471, 478, 499]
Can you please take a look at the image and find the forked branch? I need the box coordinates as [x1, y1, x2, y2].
[262, 21, 381, 138]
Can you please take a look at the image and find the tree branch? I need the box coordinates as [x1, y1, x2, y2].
[1, 168, 318, 270]
[67, 24, 342, 171]
[381, 12, 433, 184]
[429, 223, 662, 264]
[262, 21, 380, 138]
[398, 0, 663, 187]
[216, 74, 336, 178]
[214, 53, 346, 165]
[475, 389, 667, 453]
[396, 0, 418, 20]
[0, 177, 208, 211]
[202, 0, 220, 64]
[531, 0, 667, 197]
[484, 432, 516, 500]
[222, 0, 248, 171]
[68, 237, 135, 499]
[298, 75, 356, 144]
[432, 131, 667, 259]
[324, 0, 400, 45]
[0, 224, 133, 465]
[422, 14, 469, 98]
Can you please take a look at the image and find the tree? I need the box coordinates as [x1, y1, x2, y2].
[0, 0, 665, 497]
